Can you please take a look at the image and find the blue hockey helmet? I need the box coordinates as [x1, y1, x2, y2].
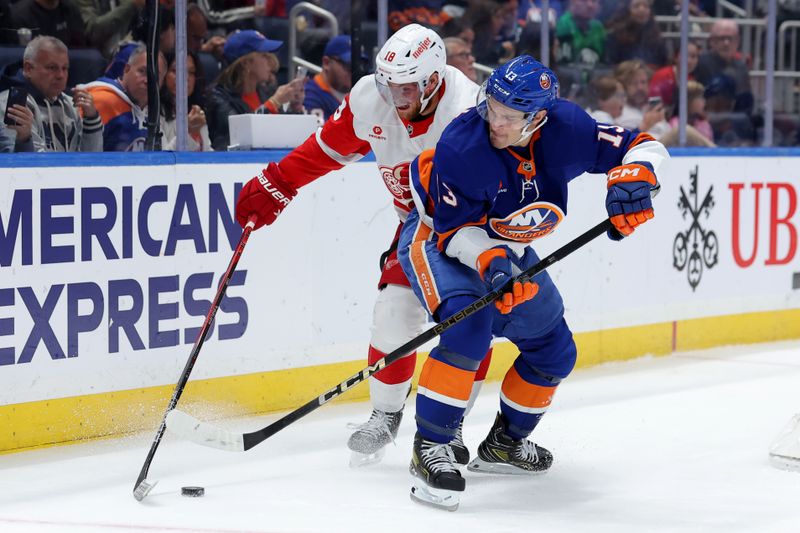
[477, 55, 559, 122]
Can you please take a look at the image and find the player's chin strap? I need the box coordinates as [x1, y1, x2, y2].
[419, 72, 443, 114]
[512, 116, 548, 146]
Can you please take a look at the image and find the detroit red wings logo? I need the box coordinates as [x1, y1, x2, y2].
[379, 163, 411, 200]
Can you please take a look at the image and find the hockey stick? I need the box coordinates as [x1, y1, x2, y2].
[165, 218, 614, 452]
[132, 215, 258, 501]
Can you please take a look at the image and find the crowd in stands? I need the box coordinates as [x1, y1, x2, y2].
[0, 0, 796, 153]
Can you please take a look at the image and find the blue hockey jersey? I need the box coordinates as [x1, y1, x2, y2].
[409, 99, 669, 268]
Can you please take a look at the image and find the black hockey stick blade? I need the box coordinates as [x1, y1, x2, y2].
[165, 218, 614, 452]
[132, 215, 257, 501]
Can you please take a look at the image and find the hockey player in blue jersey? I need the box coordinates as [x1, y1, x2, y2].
[397, 55, 669, 510]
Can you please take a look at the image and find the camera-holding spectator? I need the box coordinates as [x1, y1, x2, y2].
[86, 42, 167, 151]
[693, 19, 753, 113]
[649, 41, 699, 108]
[303, 34, 353, 122]
[161, 51, 211, 151]
[0, 36, 102, 152]
[76, 0, 145, 57]
[444, 36, 477, 83]
[668, 79, 713, 143]
[11, 0, 87, 47]
[206, 30, 304, 151]
[605, 0, 668, 68]
[586, 75, 626, 124]
[555, 0, 606, 67]
[0, 101, 34, 152]
[614, 59, 669, 138]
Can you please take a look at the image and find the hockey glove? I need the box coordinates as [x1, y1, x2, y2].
[605, 163, 658, 239]
[477, 246, 539, 314]
[235, 162, 297, 230]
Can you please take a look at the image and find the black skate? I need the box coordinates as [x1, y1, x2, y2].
[409, 432, 465, 511]
[467, 413, 553, 475]
[347, 408, 403, 468]
[450, 419, 470, 466]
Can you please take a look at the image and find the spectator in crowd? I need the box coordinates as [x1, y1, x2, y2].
[303, 34, 352, 121]
[444, 36, 477, 82]
[11, 0, 87, 47]
[586, 74, 626, 123]
[0, 105, 34, 152]
[519, 0, 562, 27]
[648, 41, 699, 108]
[131, 6, 176, 56]
[160, 51, 211, 151]
[462, 0, 517, 66]
[76, 0, 145, 57]
[667, 79, 713, 142]
[693, 19, 753, 113]
[441, 15, 475, 48]
[86, 42, 167, 151]
[605, 0, 668, 68]
[614, 59, 669, 137]
[0, 36, 102, 151]
[187, 3, 225, 59]
[205, 30, 304, 151]
[555, 0, 606, 67]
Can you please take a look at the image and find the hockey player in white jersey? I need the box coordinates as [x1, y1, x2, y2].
[234, 24, 491, 467]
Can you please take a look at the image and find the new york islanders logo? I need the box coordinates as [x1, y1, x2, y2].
[490, 202, 563, 242]
[379, 162, 411, 200]
[539, 73, 551, 90]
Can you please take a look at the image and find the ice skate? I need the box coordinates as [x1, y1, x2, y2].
[347, 408, 403, 467]
[467, 413, 553, 475]
[409, 432, 465, 511]
[450, 419, 470, 466]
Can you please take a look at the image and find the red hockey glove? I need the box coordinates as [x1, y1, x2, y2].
[605, 163, 658, 238]
[477, 246, 539, 314]
[236, 162, 297, 230]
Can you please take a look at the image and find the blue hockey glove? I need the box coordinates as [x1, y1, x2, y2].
[605, 163, 658, 239]
[476, 246, 538, 314]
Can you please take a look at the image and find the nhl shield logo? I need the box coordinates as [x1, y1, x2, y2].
[522, 161, 533, 172]
[539, 73, 551, 90]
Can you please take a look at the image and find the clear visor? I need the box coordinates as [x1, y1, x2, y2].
[376, 79, 423, 108]
[476, 82, 535, 128]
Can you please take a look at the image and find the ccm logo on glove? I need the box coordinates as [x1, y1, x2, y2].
[605, 163, 658, 239]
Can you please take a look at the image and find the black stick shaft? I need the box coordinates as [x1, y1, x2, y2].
[241, 218, 613, 450]
[134, 217, 257, 493]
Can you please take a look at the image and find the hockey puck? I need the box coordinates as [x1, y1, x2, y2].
[181, 486, 205, 497]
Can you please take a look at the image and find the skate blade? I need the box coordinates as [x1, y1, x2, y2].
[467, 456, 548, 476]
[349, 447, 386, 468]
[769, 452, 800, 473]
[409, 478, 460, 511]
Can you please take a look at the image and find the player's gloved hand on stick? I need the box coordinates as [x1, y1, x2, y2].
[477, 246, 538, 314]
[235, 162, 297, 230]
[605, 163, 659, 240]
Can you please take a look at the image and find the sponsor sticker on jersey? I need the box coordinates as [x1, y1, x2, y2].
[489, 202, 564, 242]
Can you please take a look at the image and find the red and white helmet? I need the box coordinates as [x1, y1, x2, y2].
[374, 24, 446, 113]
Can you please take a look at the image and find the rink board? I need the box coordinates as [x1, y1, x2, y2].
[1, 149, 799, 452]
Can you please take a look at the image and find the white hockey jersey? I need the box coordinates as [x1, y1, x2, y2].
[276, 65, 479, 220]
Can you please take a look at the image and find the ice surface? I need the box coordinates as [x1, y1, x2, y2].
[2, 341, 799, 532]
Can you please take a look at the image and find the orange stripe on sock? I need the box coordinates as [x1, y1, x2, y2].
[418, 358, 474, 403]
[501, 365, 557, 411]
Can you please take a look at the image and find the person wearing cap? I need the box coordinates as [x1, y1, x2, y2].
[205, 29, 305, 151]
[303, 34, 353, 121]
